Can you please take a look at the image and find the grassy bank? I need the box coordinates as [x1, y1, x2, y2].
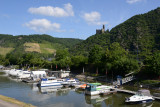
[0, 95, 35, 107]
[134, 79, 160, 86]
[140, 80, 160, 84]
[0, 72, 5, 75]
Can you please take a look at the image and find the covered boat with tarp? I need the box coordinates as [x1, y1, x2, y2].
[85, 83, 113, 95]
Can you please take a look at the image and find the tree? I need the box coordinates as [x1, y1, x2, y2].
[56, 49, 69, 61]
[71, 55, 88, 67]
[22, 53, 34, 65]
[143, 51, 160, 78]
[103, 42, 139, 76]
[88, 45, 103, 64]
[55, 49, 71, 69]
[30, 58, 44, 67]
[88, 45, 104, 74]
[0, 55, 5, 65]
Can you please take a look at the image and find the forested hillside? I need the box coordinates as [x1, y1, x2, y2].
[0, 7, 159, 79]
[71, 7, 160, 59]
[0, 34, 83, 56]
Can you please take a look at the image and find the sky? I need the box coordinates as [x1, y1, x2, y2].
[0, 0, 160, 40]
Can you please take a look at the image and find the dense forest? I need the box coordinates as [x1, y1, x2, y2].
[71, 7, 160, 58]
[0, 7, 160, 79]
[0, 34, 82, 49]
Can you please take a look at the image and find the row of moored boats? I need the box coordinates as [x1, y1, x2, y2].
[2, 69, 155, 104]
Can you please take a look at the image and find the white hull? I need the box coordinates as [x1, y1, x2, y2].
[61, 79, 79, 87]
[38, 78, 64, 87]
[85, 89, 111, 95]
[125, 90, 154, 104]
[41, 82, 62, 87]
[125, 98, 154, 104]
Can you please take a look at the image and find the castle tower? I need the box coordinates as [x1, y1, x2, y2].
[102, 24, 105, 33]
[103, 24, 105, 30]
[96, 24, 105, 34]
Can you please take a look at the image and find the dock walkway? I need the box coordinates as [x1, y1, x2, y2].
[153, 96, 160, 100]
[116, 89, 136, 95]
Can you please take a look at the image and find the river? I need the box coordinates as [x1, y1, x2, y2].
[0, 75, 160, 107]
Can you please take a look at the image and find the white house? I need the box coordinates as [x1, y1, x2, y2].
[31, 71, 46, 81]
[48, 70, 70, 78]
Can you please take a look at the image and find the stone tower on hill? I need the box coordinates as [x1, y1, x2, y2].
[96, 25, 105, 34]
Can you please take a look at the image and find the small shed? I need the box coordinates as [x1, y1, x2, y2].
[31, 71, 46, 81]
[0, 65, 4, 69]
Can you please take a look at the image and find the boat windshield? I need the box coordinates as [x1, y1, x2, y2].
[136, 92, 143, 96]
[137, 90, 151, 96]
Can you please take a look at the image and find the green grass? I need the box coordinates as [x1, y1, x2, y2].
[0, 72, 5, 75]
[24, 43, 41, 53]
[141, 80, 160, 85]
[0, 95, 35, 107]
[39, 43, 63, 54]
[23, 42, 65, 54]
[0, 47, 14, 56]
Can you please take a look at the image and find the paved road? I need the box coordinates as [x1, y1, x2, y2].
[0, 99, 21, 107]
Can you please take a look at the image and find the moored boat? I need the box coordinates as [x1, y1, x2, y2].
[125, 89, 154, 104]
[85, 83, 113, 95]
[37, 77, 64, 87]
[61, 78, 80, 87]
[17, 70, 31, 79]
[76, 84, 87, 90]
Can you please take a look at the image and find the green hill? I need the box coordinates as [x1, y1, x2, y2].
[71, 7, 160, 59]
[0, 34, 83, 56]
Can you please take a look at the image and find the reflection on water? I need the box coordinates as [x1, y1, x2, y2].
[0, 75, 160, 107]
[85, 95, 109, 105]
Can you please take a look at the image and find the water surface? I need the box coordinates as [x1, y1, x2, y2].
[0, 75, 160, 107]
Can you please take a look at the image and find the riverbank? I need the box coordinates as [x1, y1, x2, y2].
[0, 95, 35, 107]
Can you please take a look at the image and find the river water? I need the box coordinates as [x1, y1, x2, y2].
[0, 75, 160, 107]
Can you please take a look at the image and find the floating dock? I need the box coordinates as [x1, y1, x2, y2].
[153, 96, 160, 100]
[100, 90, 117, 96]
[116, 89, 136, 95]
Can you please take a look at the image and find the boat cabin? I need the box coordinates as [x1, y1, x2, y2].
[41, 77, 56, 81]
[136, 89, 152, 96]
[85, 83, 102, 91]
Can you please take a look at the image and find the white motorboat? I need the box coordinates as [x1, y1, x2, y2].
[17, 70, 31, 79]
[8, 69, 22, 77]
[37, 77, 64, 87]
[61, 78, 80, 87]
[125, 89, 154, 104]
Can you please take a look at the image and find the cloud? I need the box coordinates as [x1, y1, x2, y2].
[82, 11, 108, 25]
[28, 3, 74, 17]
[24, 19, 65, 32]
[69, 29, 74, 32]
[126, 0, 143, 4]
[0, 14, 10, 18]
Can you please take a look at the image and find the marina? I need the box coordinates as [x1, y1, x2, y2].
[1, 1, 160, 106]
[0, 70, 160, 107]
